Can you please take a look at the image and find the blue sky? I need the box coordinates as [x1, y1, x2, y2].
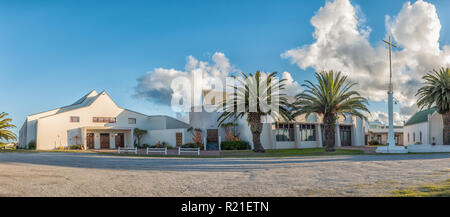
[1, 0, 449, 134]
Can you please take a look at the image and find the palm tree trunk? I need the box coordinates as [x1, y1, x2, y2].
[443, 111, 450, 145]
[323, 113, 336, 152]
[249, 113, 265, 153]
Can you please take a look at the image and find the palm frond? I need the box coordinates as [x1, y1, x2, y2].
[0, 112, 17, 142]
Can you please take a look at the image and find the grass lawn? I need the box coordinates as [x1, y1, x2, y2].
[0, 149, 95, 154]
[63, 148, 363, 158]
[0, 149, 39, 153]
[220, 148, 363, 158]
[391, 179, 450, 197]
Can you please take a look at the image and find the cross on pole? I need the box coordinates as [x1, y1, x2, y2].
[382, 36, 397, 93]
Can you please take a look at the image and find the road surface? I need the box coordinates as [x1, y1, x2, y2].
[0, 152, 449, 196]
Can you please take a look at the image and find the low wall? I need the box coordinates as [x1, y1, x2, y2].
[407, 144, 450, 153]
[148, 128, 187, 148]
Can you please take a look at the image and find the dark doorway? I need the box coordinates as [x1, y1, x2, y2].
[340, 126, 352, 146]
[87, 133, 94, 149]
[206, 129, 219, 150]
[115, 133, 125, 148]
[395, 134, 400, 145]
[100, 133, 110, 149]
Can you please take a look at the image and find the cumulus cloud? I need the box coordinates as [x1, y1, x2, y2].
[135, 52, 301, 108]
[135, 52, 234, 109]
[281, 71, 303, 97]
[282, 0, 450, 118]
[368, 111, 410, 126]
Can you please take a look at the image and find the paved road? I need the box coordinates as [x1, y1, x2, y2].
[0, 152, 449, 196]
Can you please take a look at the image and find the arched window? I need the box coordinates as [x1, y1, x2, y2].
[420, 131, 422, 143]
[407, 133, 410, 142]
[413, 132, 415, 142]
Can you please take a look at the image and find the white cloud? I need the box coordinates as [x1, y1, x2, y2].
[368, 111, 410, 126]
[282, 0, 450, 116]
[281, 71, 303, 97]
[135, 52, 234, 105]
[135, 53, 301, 106]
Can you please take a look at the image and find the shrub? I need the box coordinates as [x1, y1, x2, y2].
[56, 146, 68, 150]
[142, 144, 150, 148]
[368, 140, 380, 146]
[150, 142, 174, 149]
[182, 142, 204, 150]
[221, 141, 251, 150]
[69, 144, 82, 150]
[27, 141, 36, 150]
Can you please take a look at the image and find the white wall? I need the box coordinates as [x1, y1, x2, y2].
[189, 106, 226, 144]
[148, 128, 188, 147]
[33, 93, 152, 150]
[407, 144, 450, 152]
[298, 141, 319, 148]
[352, 117, 365, 146]
[403, 122, 428, 146]
[189, 108, 367, 150]
[429, 113, 443, 145]
[18, 120, 27, 148]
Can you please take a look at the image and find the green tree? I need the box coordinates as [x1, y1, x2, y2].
[218, 71, 291, 153]
[0, 112, 17, 142]
[292, 70, 369, 152]
[133, 128, 147, 148]
[416, 67, 450, 145]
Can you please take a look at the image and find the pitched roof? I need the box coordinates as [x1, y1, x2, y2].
[404, 107, 436, 126]
[71, 90, 98, 105]
[28, 90, 101, 119]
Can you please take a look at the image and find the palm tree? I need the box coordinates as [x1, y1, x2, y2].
[0, 112, 17, 142]
[416, 67, 450, 145]
[218, 71, 291, 153]
[293, 70, 369, 152]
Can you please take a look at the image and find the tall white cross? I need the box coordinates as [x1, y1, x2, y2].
[383, 36, 397, 147]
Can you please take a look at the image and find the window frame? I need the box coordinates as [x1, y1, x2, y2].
[70, 116, 80, 123]
[128, 118, 137, 124]
[93, 117, 116, 123]
[274, 123, 295, 142]
[300, 124, 316, 142]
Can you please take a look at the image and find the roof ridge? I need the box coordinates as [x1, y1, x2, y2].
[404, 107, 436, 126]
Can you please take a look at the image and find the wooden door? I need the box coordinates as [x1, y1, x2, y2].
[86, 133, 94, 149]
[100, 133, 110, 149]
[115, 133, 125, 148]
[207, 129, 218, 142]
[175, 133, 182, 146]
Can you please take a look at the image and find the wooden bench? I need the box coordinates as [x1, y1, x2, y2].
[178, 147, 200, 156]
[118, 147, 137, 154]
[146, 147, 168, 155]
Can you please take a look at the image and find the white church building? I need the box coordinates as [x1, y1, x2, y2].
[403, 107, 448, 146]
[19, 89, 368, 151]
[19, 90, 190, 150]
[189, 105, 367, 150]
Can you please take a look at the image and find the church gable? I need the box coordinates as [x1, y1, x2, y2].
[88, 91, 123, 114]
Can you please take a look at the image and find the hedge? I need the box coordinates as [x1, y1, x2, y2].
[181, 142, 204, 150]
[221, 141, 251, 150]
[69, 144, 83, 150]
